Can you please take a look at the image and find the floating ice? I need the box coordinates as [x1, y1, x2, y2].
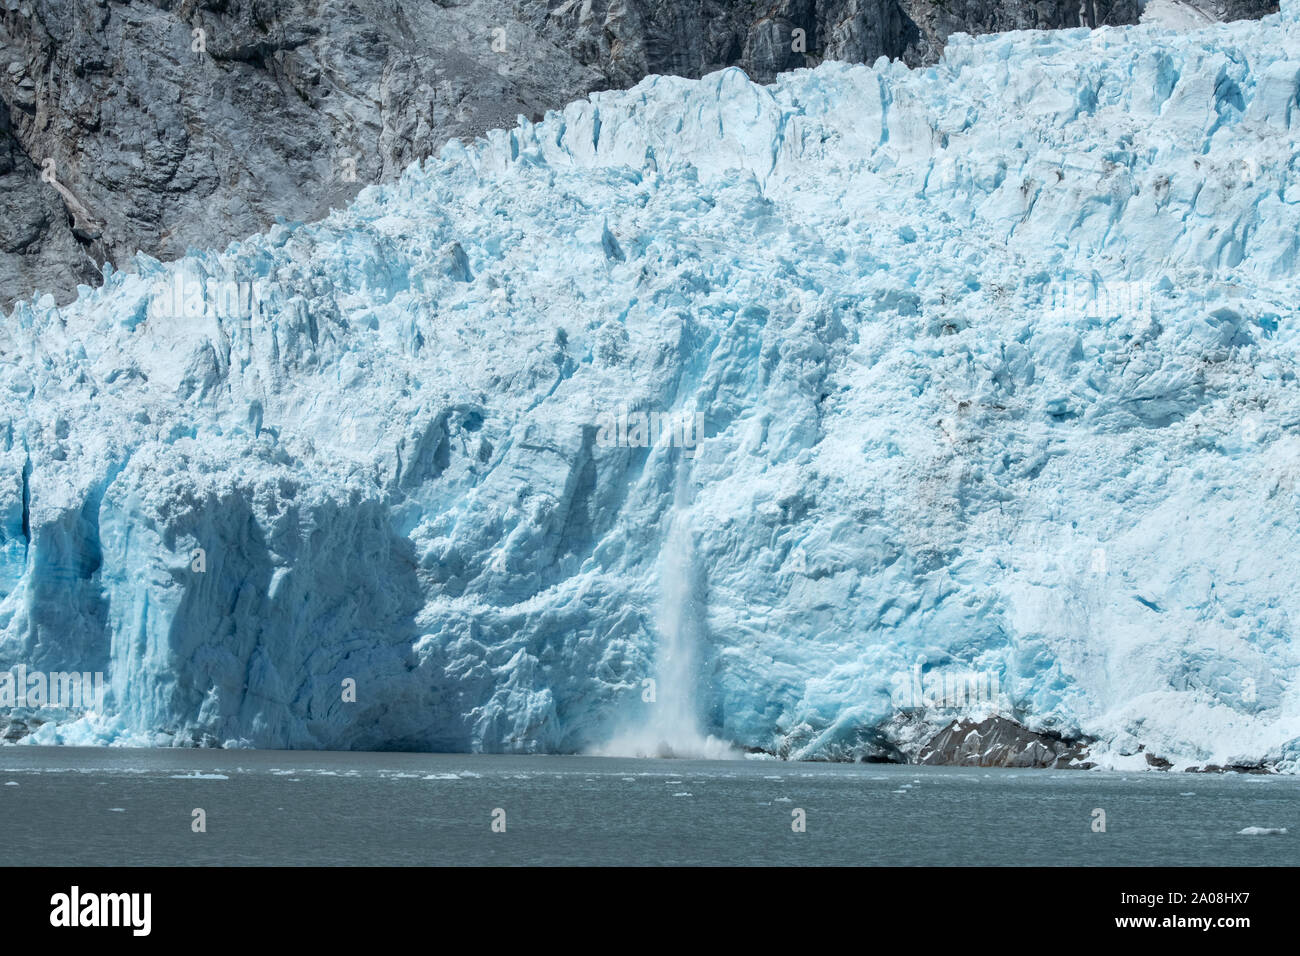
[167, 772, 230, 780]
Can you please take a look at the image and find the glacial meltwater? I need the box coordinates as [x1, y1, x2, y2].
[1, 748, 1296, 866]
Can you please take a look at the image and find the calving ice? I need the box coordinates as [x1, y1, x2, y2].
[49, 887, 151, 936]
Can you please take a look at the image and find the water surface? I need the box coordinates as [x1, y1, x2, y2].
[1, 748, 1294, 865]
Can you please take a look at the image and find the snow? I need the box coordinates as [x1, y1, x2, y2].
[1, 3, 1299, 768]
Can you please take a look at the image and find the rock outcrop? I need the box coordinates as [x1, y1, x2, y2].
[917, 717, 1092, 769]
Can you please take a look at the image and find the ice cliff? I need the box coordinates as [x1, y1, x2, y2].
[3, 3, 1300, 770]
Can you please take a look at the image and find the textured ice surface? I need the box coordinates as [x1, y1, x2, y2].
[3, 4, 1300, 769]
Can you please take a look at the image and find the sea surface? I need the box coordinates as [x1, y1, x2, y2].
[0, 748, 1295, 865]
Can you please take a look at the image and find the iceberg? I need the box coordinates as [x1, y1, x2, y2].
[2, 2, 1300, 770]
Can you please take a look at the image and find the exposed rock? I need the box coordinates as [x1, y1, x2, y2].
[1142, 0, 1278, 25]
[0, 96, 98, 302]
[896, 0, 1142, 66]
[1188, 0, 1280, 19]
[0, 0, 600, 311]
[917, 716, 1093, 768]
[0, 714, 45, 741]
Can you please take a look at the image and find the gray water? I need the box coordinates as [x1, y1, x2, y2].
[1, 748, 1296, 865]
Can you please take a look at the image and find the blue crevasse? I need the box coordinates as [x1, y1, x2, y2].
[2, 3, 1300, 770]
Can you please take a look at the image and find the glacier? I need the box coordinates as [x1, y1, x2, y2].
[2, 2, 1300, 771]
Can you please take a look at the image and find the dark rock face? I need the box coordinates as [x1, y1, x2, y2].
[917, 716, 1092, 768]
[1197, 1, 1280, 19]
[896, 0, 1142, 66]
[551, 0, 925, 87]
[0, 0, 1270, 310]
[554, 1, 1145, 85]
[0, 95, 98, 302]
[1, 0, 601, 311]
[0, 713, 45, 741]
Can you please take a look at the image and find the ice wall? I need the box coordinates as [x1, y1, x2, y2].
[2, 3, 1300, 768]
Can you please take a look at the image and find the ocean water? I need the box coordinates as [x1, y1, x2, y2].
[0, 748, 1294, 866]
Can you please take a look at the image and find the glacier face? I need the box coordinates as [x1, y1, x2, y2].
[3, 4, 1300, 769]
